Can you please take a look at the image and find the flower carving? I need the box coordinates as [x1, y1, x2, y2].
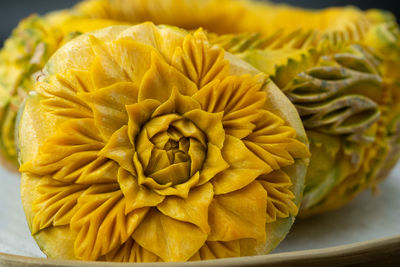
[20, 23, 309, 262]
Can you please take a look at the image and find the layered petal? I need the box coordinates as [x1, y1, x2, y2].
[70, 184, 148, 260]
[132, 209, 207, 262]
[151, 86, 201, 117]
[105, 238, 161, 262]
[193, 74, 267, 139]
[118, 168, 164, 213]
[172, 29, 230, 88]
[79, 82, 138, 139]
[157, 182, 213, 233]
[31, 178, 90, 234]
[244, 110, 310, 170]
[198, 143, 229, 185]
[126, 99, 160, 146]
[189, 241, 241, 260]
[19, 119, 120, 184]
[89, 35, 130, 89]
[258, 170, 298, 222]
[212, 135, 271, 194]
[138, 51, 197, 103]
[208, 181, 268, 242]
[153, 172, 200, 199]
[183, 109, 225, 148]
[98, 126, 134, 174]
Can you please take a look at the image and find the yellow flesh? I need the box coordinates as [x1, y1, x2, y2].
[19, 24, 309, 262]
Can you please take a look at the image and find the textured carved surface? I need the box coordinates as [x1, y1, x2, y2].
[19, 24, 309, 262]
[0, 12, 122, 168]
[284, 45, 382, 143]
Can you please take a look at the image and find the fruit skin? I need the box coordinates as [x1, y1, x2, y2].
[18, 23, 309, 262]
[0, 8, 126, 170]
[73, 0, 400, 215]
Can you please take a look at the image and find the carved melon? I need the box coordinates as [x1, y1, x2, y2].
[214, 7, 400, 216]
[72, 0, 400, 216]
[2, 0, 398, 222]
[18, 23, 309, 262]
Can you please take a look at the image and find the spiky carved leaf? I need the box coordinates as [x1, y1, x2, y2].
[172, 29, 229, 88]
[104, 238, 161, 262]
[258, 170, 298, 222]
[189, 241, 240, 261]
[70, 183, 149, 260]
[19, 119, 120, 184]
[31, 178, 90, 234]
[244, 110, 310, 170]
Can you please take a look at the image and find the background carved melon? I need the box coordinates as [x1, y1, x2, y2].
[0, 8, 126, 169]
[18, 23, 310, 262]
[209, 4, 400, 216]
[71, 0, 400, 216]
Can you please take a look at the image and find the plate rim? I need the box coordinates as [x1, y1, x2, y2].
[1, 234, 399, 266]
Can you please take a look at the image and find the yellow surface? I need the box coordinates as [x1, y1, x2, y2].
[18, 23, 309, 262]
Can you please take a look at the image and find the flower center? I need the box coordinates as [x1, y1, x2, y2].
[136, 114, 207, 186]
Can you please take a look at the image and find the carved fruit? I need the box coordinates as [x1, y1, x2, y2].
[18, 23, 309, 262]
[73, 0, 400, 216]
[216, 7, 400, 216]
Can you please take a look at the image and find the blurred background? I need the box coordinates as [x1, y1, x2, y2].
[0, 0, 399, 45]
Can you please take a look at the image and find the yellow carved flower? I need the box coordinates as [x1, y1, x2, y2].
[18, 23, 309, 262]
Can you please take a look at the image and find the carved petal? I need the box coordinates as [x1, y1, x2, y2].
[79, 82, 138, 139]
[99, 126, 134, 174]
[153, 172, 201, 199]
[138, 51, 197, 103]
[126, 99, 160, 146]
[118, 168, 165, 213]
[183, 109, 225, 148]
[70, 184, 148, 260]
[151, 86, 201, 117]
[189, 241, 241, 261]
[193, 74, 267, 139]
[244, 110, 310, 169]
[198, 143, 229, 185]
[172, 29, 229, 88]
[37, 73, 93, 119]
[19, 119, 120, 184]
[258, 170, 298, 222]
[133, 153, 172, 190]
[157, 182, 213, 233]
[63, 69, 96, 93]
[132, 209, 207, 262]
[212, 135, 271, 194]
[208, 181, 267, 242]
[108, 39, 155, 84]
[89, 35, 130, 89]
[31, 178, 89, 234]
[105, 238, 161, 262]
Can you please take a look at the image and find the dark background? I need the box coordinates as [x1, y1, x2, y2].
[0, 0, 399, 45]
